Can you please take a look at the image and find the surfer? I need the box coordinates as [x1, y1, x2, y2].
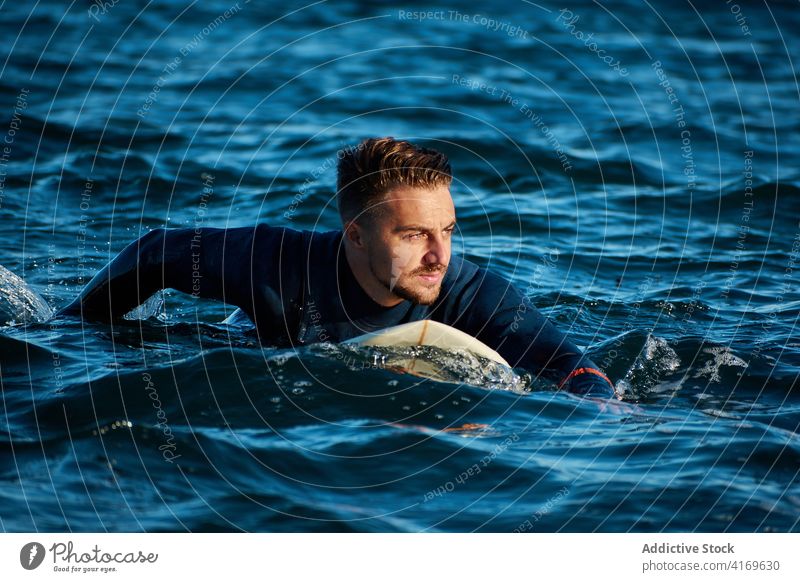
[58, 137, 616, 398]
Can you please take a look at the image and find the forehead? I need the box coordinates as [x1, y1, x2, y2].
[380, 185, 455, 224]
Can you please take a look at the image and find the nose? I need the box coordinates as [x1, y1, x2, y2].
[423, 232, 450, 267]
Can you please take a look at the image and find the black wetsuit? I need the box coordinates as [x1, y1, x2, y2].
[59, 225, 615, 397]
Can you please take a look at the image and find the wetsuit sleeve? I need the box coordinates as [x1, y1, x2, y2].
[57, 226, 296, 326]
[453, 268, 616, 398]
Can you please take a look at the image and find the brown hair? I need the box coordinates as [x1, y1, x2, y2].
[336, 137, 452, 223]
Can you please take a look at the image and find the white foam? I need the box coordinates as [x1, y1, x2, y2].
[694, 346, 748, 382]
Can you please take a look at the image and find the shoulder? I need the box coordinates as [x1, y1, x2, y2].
[436, 255, 522, 318]
[441, 255, 518, 299]
[252, 223, 304, 240]
[441, 254, 480, 291]
[152, 223, 303, 248]
[244, 223, 311, 253]
[251, 227, 342, 272]
[253, 225, 341, 245]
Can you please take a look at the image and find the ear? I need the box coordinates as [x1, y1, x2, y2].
[344, 219, 366, 248]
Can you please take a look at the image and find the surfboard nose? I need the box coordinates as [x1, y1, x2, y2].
[0, 264, 53, 326]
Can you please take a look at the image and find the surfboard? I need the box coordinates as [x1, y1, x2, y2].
[219, 310, 512, 382]
[345, 320, 508, 364]
[343, 320, 510, 380]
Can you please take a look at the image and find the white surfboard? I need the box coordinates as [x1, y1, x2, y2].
[219, 310, 512, 382]
[344, 320, 509, 380]
[345, 320, 508, 363]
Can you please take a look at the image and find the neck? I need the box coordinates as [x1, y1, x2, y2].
[343, 240, 404, 308]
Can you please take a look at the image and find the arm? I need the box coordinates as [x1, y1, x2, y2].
[58, 226, 298, 329]
[60, 228, 177, 320]
[453, 267, 616, 398]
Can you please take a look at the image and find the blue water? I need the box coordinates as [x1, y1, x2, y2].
[1, 0, 799, 532]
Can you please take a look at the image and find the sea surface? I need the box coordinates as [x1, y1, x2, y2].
[1, 0, 798, 532]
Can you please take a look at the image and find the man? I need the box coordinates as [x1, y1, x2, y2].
[59, 137, 616, 397]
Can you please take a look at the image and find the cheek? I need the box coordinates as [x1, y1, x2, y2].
[368, 241, 396, 273]
[391, 243, 420, 271]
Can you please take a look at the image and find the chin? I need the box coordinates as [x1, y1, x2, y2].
[392, 282, 442, 306]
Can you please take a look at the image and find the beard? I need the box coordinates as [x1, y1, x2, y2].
[368, 252, 446, 306]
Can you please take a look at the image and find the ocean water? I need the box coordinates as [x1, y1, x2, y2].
[0, 0, 798, 532]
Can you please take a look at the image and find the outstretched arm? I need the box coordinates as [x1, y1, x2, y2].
[453, 267, 616, 398]
[58, 226, 265, 321]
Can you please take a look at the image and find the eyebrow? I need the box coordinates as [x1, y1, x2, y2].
[394, 220, 457, 233]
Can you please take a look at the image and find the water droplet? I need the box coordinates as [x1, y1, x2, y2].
[291, 387, 305, 395]
[435, 414, 444, 420]
[387, 380, 399, 386]
[402, 405, 410, 411]
[270, 396, 281, 403]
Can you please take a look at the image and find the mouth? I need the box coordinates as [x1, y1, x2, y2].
[416, 271, 443, 284]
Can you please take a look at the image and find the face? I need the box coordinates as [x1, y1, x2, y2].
[360, 185, 456, 305]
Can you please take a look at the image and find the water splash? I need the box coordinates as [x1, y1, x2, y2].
[694, 346, 748, 383]
[312, 342, 530, 392]
[122, 291, 166, 321]
[616, 334, 681, 397]
[0, 264, 54, 326]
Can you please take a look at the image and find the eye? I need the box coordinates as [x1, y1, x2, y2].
[405, 232, 427, 240]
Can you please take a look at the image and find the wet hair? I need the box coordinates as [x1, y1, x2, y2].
[336, 137, 452, 224]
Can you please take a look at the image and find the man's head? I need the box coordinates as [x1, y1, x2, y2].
[337, 137, 455, 307]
